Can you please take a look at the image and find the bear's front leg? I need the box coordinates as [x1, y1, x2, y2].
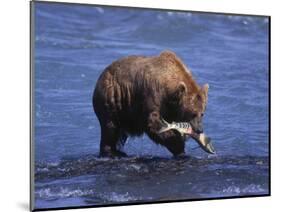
[146, 111, 186, 157]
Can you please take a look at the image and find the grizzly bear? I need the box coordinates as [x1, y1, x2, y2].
[93, 50, 210, 157]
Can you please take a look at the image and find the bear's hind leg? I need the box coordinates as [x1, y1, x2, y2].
[99, 121, 128, 158]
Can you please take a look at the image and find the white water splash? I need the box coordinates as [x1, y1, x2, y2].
[222, 184, 266, 195]
[101, 192, 138, 202]
[36, 187, 138, 203]
[36, 187, 95, 198]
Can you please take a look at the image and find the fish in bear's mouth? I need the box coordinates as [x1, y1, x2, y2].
[158, 118, 215, 154]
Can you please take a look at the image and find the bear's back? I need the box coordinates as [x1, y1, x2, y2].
[104, 50, 192, 85]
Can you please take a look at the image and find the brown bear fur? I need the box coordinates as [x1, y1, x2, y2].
[93, 50, 209, 157]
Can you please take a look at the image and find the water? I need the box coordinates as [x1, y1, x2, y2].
[33, 2, 269, 210]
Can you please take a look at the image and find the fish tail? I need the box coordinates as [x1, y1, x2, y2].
[158, 126, 171, 133]
[160, 118, 169, 126]
[159, 118, 170, 134]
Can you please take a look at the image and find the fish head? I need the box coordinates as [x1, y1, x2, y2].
[184, 118, 215, 154]
[185, 112, 215, 154]
[196, 133, 215, 154]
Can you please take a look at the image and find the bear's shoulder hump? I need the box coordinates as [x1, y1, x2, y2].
[159, 50, 192, 76]
[159, 50, 177, 59]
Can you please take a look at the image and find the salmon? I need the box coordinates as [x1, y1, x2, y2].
[159, 118, 215, 154]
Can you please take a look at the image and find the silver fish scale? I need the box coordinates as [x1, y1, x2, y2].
[175, 122, 190, 128]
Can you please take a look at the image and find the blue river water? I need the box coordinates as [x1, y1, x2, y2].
[33, 2, 269, 210]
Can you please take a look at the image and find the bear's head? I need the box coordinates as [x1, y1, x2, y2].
[175, 81, 209, 134]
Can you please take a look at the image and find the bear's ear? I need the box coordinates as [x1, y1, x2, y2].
[176, 82, 187, 97]
[202, 84, 209, 96]
[171, 82, 186, 103]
